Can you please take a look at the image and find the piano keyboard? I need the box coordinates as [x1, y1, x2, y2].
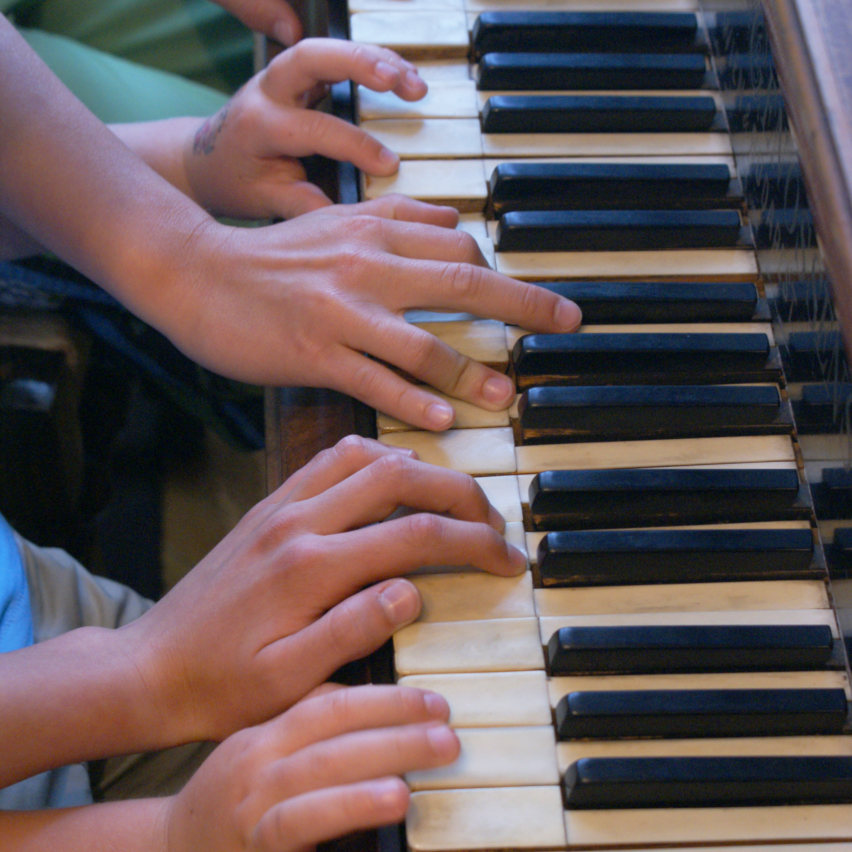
[335, 0, 852, 847]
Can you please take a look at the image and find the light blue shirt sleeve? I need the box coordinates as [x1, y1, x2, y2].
[0, 513, 33, 653]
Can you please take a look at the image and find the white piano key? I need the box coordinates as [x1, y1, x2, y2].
[394, 617, 544, 674]
[363, 159, 488, 210]
[495, 246, 759, 280]
[548, 670, 852, 703]
[515, 434, 797, 472]
[534, 580, 831, 617]
[404, 519, 525, 574]
[379, 427, 517, 475]
[411, 571, 535, 622]
[407, 725, 559, 789]
[398, 670, 552, 726]
[377, 391, 510, 433]
[410, 319, 509, 368]
[556, 736, 852, 767]
[349, 11, 469, 58]
[407, 787, 567, 851]
[466, 0, 700, 9]
[474, 474, 523, 523]
[481, 131, 733, 158]
[360, 81, 479, 119]
[365, 117, 735, 158]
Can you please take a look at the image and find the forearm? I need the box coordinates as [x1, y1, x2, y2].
[0, 627, 180, 788]
[110, 119, 199, 203]
[0, 18, 218, 337]
[0, 210, 44, 260]
[0, 799, 169, 852]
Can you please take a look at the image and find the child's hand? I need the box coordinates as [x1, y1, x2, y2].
[165, 685, 458, 852]
[183, 39, 426, 219]
[121, 436, 523, 745]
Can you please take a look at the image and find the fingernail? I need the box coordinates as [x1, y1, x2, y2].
[273, 19, 295, 45]
[556, 299, 582, 331]
[370, 777, 406, 810]
[482, 375, 514, 405]
[427, 724, 459, 756]
[423, 691, 451, 719]
[425, 401, 454, 430]
[374, 60, 399, 85]
[379, 580, 420, 626]
[405, 69, 426, 90]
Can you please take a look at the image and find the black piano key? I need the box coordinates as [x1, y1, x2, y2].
[481, 95, 718, 134]
[716, 53, 779, 91]
[547, 624, 835, 675]
[537, 528, 817, 586]
[554, 688, 848, 739]
[771, 278, 833, 323]
[512, 332, 776, 387]
[784, 330, 847, 382]
[828, 527, 852, 575]
[528, 467, 806, 530]
[518, 384, 788, 443]
[476, 52, 708, 91]
[742, 161, 806, 209]
[563, 756, 852, 808]
[489, 163, 736, 214]
[471, 11, 703, 58]
[536, 281, 760, 324]
[496, 209, 741, 252]
[726, 93, 788, 132]
[753, 208, 816, 249]
[792, 382, 852, 433]
[811, 468, 852, 520]
[708, 9, 768, 55]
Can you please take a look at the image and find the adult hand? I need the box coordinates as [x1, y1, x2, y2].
[122, 436, 523, 744]
[183, 39, 426, 219]
[165, 685, 457, 852]
[164, 195, 582, 431]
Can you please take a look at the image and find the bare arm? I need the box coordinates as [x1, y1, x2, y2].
[0, 686, 458, 852]
[0, 16, 580, 430]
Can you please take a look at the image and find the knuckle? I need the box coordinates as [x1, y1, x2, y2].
[401, 327, 442, 374]
[440, 260, 485, 302]
[253, 803, 297, 852]
[454, 470, 488, 514]
[347, 357, 386, 401]
[404, 512, 445, 546]
[330, 434, 377, 467]
[327, 595, 375, 659]
[350, 41, 371, 67]
[253, 509, 299, 553]
[371, 451, 415, 485]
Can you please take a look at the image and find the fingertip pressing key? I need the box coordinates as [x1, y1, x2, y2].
[482, 374, 515, 406]
[425, 400, 455, 430]
[556, 298, 583, 331]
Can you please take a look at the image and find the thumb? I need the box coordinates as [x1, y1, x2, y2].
[271, 180, 334, 219]
[273, 579, 421, 695]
